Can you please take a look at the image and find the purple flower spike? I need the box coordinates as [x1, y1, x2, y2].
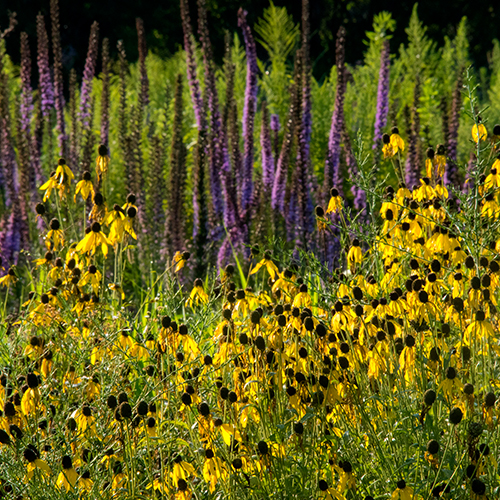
[50, 0, 67, 156]
[238, 8, 258, 211]
[20, 33, 33, 134]
[373, 40, 390, 150]
[100, 38, 110, 147]
[324, 26, 346, 201]
[136, 18, 150, 108]
[198, 0, 223, 221]
[180, 0, 205, 131]
[79, 21, 99, 130]
[270, 113, 280, 165]
[36, 14, 54, 118]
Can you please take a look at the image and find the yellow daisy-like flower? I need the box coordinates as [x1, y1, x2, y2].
[45, 218, 64, 251]
[391, 480, 422, 500]
[318, 479, 346, 500]
[56, 456, 78, 492]
[24, 447, 52, 481]
[96, 144, 110, 182]
[74, 170, 94, 202]
[202, 450, 229, 493]
[390, 127, 405, 152]
[347, 239, 362, 268]
[89, 192, 108, 223]
[172, 251, 190, 273]
[39, 173, 58, 202]
[52, 157, 75, 199]
[326, 188, 343, 215]
[0, 267, 17, 288]
[186, 278, 209, 308]
[250, 250, 279, 280]
[76, 221, 109, 257]
[472, 122, 487, 143]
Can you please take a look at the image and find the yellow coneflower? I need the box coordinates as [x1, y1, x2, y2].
[318, 479, 346, 500]
[390, 126, 405, 153]
[172, 250, 190, 273]
[382, 133, 396, 159]
[39, 171, 58, 202]
[315, 205, 329, 231]
[391, 480, 422, 500]
[96, 144, 110, 182]
[171, 454, 196, 485]
[250, 250, 279, 280]
[89, 192, 107, 222]
[78, 470, 93, 493]
[45, 218, 64, 251]
[122, 192, 138, 213]
[109, 282, 125, 300]
[347, 239, 363, 268]
[74, 170, 94, 202]
[438, 366, 463, 401]
[0, 267, 17, 288]
[76, 221, 109, 257]
[73, 404, 97, 435]
[202, 448, 228, 493]
[472, 119, 487, 143]
[24, 446, 52, 481]
[186, 278, 209, 308]
[79, 264, 102, 294]
[20, 373, 45, 416]
[326, 188, 343, 215]
[56, 456, 78, 492]
[111, 462, 127, 490]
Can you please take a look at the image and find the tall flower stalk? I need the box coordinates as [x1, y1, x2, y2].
[136, 18, 150, 109]
[79, 22, 99, 132]
[100, 38, 110, 148]
[238, 8, 258, 211]
[36, 14, 54, 119]
[197, 0, 223, 222]
[373, 40, 390, 151]
[166, 74, 187, 257]
[180, 0, 205, 131]
[50, 0, 67, 157]
[324, 26, 347, 201]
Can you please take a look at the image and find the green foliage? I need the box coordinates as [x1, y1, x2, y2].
[254, 2, 299, 118]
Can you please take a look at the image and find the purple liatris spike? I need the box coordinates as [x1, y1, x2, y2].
[79, 21, 99, 130]
[260, 102, 274, 192]
[0, 212, 21, 267]
[100, 38, 110, 147]
[36, 14, 54, 117]
[373, 39, 390, 150]
[180, 0, 205, 131]
[136, 18, 150, 108]
[324, 26, 346, 201]
[238, 8, 258, 211]
[197, 0, 223, 220]
[50, 0, 67, 156]
[20, 33, 33, 134]
[270, 113, 280, 165]
[270, 114, 280, 133]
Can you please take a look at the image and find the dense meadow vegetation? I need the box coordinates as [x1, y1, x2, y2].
[1, 0, 500, 498]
